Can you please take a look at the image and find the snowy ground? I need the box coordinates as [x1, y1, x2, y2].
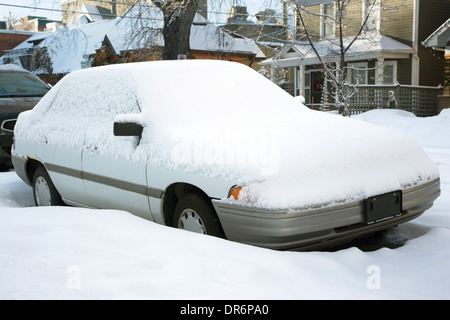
[0, 109, 449, 300]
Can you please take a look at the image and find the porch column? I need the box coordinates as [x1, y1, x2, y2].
[294, 67, 298, 96]
[299, 65, 305, 97]
[376, 57, 384, 85]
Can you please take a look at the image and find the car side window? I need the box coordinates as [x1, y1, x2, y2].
[22, 68, 141, 153]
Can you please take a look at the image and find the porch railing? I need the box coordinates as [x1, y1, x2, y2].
[347, 84, 443, 117]
[283, 83, 443, 117]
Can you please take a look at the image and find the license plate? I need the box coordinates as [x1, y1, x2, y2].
[364, 190, 402, 224]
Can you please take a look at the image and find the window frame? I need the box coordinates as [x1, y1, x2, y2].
[347, 62, 369, 85]
[362, 0, 380, 31]
[383, 60, 397, 85]
[321, 2, 336, 39]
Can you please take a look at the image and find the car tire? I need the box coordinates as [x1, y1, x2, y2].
[32, 166, 64, 206]
[173, 193, 225, 238]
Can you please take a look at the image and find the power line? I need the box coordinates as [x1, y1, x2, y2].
[0, 1, 289, 22]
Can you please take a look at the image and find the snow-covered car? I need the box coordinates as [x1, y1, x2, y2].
[0, 64, 50, 170]
[11, 60, 440, 250]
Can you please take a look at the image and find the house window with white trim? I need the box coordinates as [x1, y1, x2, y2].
[348, 62, 368, 85]
[363, 0, 380, 31]
[383, 61, 397, 84]
[321, 3, 335, 39]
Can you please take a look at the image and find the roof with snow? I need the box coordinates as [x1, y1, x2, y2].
[81, 4, 113, 23]
[422, 18, 450, 48]
[261, 33, 414, 67]
[1, 2, 264, 75]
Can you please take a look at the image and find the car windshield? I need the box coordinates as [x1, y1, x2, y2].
[0, 70, 49, 98]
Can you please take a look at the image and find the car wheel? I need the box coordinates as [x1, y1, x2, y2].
[32, 166, 64, 206]
[173, 193, 225, 238]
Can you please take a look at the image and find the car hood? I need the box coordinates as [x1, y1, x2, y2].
[148, 106, 439, 210]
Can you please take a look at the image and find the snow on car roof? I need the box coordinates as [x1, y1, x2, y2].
[15, 60, 439, 210]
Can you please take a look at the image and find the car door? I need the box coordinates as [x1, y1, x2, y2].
[32, 84, 86, 205]
[81, 101, 154, 221]
[36, 140, 85, 205]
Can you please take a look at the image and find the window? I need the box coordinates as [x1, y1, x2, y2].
[363, 0, 380, 31]
[0, 69, 49, 98]
[383, 61, 397, 84]
[321, 3, 335, 38]
[348, 62, 368, 85]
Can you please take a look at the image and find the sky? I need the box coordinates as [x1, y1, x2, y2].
[0, 0, 283, 23]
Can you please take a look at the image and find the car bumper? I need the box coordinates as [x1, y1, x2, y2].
[11, 153, 32, 185]
[212, 178, 441, 251]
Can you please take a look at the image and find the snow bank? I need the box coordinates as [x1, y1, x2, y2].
[0, 206, 449, 299]
[15, 60, 439, 210]
[355, 108, 450, 149]
[2, 108, 450, 299]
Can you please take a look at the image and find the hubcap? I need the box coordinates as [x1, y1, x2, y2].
[178, 209, 207, 234]
[35, 176, 52, 206]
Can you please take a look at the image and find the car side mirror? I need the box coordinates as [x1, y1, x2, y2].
[113, 122, 143, 138]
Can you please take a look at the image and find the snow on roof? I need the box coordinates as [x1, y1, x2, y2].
[109, 3, 264, 58]
[82, 4, 111, 23]
[422, 18, 450, 48]
[38, 18, 120, 74]
[261, 33, 414, 67]
[106, 3, 164, 53]
[2, 2, 264, 74]
[190, 22, 265, 58]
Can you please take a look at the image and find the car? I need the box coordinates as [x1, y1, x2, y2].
[0, 64, 50, 170]
[11, 60, 441, 250]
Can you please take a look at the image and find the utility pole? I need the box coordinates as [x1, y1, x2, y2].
[282, 0, 289, 40]
[9, 11, 12, 30]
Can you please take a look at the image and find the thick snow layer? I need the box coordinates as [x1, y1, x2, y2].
[1, 109, 449, 299]
[2, 2, 264, 74]
[15, 60, 439, 210]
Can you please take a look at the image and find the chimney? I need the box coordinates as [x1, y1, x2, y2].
[227, 6, 249, 24]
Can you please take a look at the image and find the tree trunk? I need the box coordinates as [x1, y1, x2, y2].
[157, 1, 198, 60]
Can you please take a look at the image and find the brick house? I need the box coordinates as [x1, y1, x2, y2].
[0, 29, 35, 57]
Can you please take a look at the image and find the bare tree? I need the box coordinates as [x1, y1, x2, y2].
[150, 0, 199, 60]
[132, 0, 285, 60]
[287, 0, 406, 116]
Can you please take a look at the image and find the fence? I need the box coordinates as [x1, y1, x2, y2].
[283, 83, 443, 117]
[347, 84, 443, 117]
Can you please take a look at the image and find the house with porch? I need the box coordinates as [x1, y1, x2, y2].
[261, 0, 450, 116]
[422, 18, 450, 113]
